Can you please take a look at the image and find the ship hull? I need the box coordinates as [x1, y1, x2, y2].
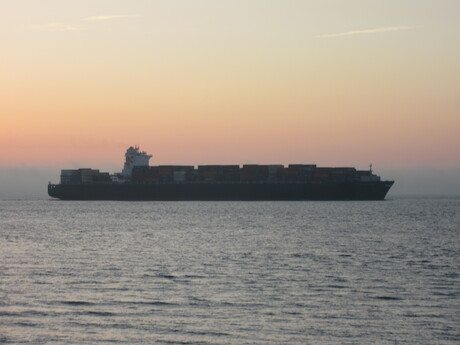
[48, 181, 394, 201]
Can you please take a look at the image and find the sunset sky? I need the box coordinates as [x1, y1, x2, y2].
[1, 1, 459, 196]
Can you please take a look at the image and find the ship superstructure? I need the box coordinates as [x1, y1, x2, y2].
[121, 145, 152, 177]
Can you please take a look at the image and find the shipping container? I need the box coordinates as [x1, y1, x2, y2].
[312, 169, 330, 181]
[185, 171, 198, 182]
[221, 165, 240, 181]
[222, 165, 240, 171]
[132, 166, 158, 183]
[61, 169, 79, 176]
[198, 165, 224, 171]
[173, 171, 186, 182]
[171, 165, 194, 172]
[240, 165, 269, 182]
[158, 166, 174, 176]
[93, 173, 111, 183]
[288, 164, 316, 170]
[60, 174, 80, 185]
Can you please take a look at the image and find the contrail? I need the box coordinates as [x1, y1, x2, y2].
[315, 26, 415, 38]
[84, 15, 142, 21]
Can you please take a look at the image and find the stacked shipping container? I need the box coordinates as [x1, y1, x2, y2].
[62, 165, 380, 184]
[60, 169, 111, 184]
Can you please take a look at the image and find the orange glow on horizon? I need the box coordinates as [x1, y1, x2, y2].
[1, 1, 459, 171]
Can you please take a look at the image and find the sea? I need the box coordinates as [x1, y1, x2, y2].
[1, 197, 459, 345]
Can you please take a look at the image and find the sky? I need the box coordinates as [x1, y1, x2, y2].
[1, 0, 459, 197]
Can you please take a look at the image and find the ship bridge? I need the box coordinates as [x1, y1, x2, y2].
[121, 146, 152, 177]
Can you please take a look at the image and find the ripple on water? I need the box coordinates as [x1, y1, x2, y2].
[0, 198, 459, 345]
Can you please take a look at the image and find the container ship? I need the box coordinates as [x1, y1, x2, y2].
[48, 146, 394, 201]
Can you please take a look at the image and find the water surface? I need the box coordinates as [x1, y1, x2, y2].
[1, 198, 459, 344]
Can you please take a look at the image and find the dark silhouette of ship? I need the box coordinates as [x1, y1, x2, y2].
[48, 146, 394, 200]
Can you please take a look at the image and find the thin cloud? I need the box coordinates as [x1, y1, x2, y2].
[84, 14, 142, 21]
[315, 26, 415, 38]
[34, 23, 80, 31]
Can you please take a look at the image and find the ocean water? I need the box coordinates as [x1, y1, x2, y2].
[0, 198, 459, 344]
